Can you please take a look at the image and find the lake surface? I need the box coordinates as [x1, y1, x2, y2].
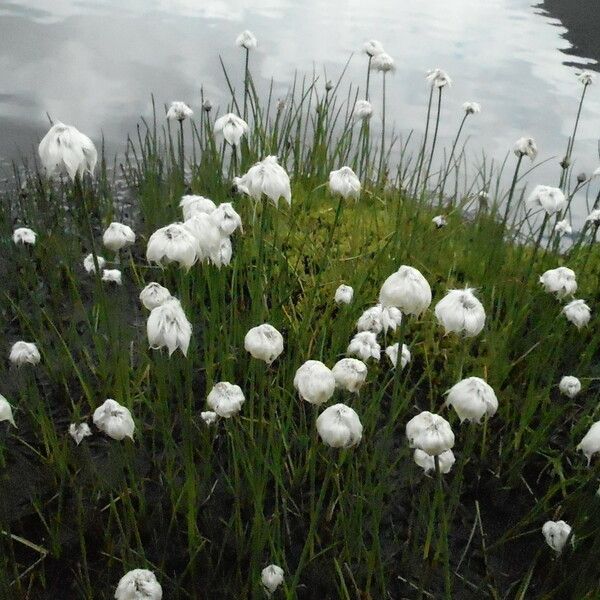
[1, 0, 599, 222]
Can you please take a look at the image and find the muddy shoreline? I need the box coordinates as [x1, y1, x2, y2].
[538, 0, 600, 70]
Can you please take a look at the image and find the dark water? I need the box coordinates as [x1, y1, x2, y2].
[0, 0, 599, 220]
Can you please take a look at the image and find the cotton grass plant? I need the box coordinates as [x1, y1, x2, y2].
[0, 32, 600, 600]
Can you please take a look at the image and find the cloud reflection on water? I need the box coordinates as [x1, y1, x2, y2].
[0, 0, 599, 221]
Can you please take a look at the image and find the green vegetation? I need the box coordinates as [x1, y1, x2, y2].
[1, 56, 600, 600]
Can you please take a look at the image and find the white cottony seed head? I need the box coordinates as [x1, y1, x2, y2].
[329, 166, 361, 200]
[363, 40, 385, 57]
[102, 222, 135, 252]
[577, 421, 600, 465]
[562, 299, 591, 329]
[434, 288, 486, 337]
[114, 568, 163, 600]
[559, 376, 581, 398]
[13, 227, 36, 245]
[102, 269, 122, 285]
[426, 68, 452, 88]
[527, 185, 566, 216]
[200, 411, 218, 426]
[214, 113, 249, 147]
[353, 100, 373, 121]
[38, 122, 97, 180]
[316, 403, 363, 448]
[146, 223, 199, 269]
[334, 284, 354, 305]
[180, 195, 217, 220]
[331, 358, 368, 393]
[83, 253, 106, 273]
[406, 411, 455, 456]
[9, 341, 41, 366]
[233, 156, 291, 207]
[413, 448, 455, 475]
[385, 343, 411, 370]
[147, 298, 192, 357]
[578, 71, 594, 86]
[210, 236, 233, 268]
[542, 521, 572, 554]
[261, 564, 284, 595]
[0, 395, 16, 427]
[166, 101, 193, 121]
[294, 360, 336, 405]
[539, 267, 577, 299]
[92, 399, 135, 441]
[432, 215, 447, 228]
[514, 137, 537, 161]
[244, 323, 284, 365]
[184, 213, 222, 262]
[371, 52, 395, 73]
[69, 422, 92, 445]
[462, 101, 481, 114]
[347, 331, 381, 362]
[586, 208, 600, 225]
[210, 203, 243, 236]
[379, 266, 432, 315]
[139, 282, 172, 310]
[206, 382, 245, 418]
[445, 377, 498, 423]
[236, 30, 257, 49]
[356, 304, 402, 335]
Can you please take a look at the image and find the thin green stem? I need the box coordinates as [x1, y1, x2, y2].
[422, 87, 443, 196]
[413, 86, 434, 196]
[525, 213, 549, 281]
[179, 119, 185, 181]
[365, 56, 372, 101]
[434, 455, 452, 600]
[378, 72, 387, 181]
[243, 47, 250, 122]
[559, 84, 588, 189]
[501, 153, 524, 231]
[438, 112, 468, 207]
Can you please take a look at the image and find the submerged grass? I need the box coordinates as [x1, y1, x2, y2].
[1, 52, 600, 600]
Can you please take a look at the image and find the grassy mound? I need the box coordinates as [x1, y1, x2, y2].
[1, 87, 600, 599]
